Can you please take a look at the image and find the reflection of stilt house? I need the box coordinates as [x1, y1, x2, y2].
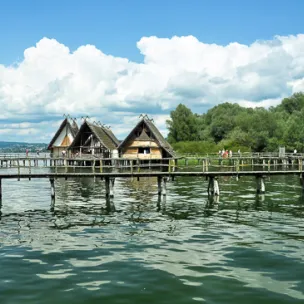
[118, 116, 175, 159]
[68, 120, 119, 158]
[48, 118, 79, 157]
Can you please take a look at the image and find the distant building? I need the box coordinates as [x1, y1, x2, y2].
[118, 116, 175, 159]
[48, 118, 78, 157]
[68, 120, 119, 158]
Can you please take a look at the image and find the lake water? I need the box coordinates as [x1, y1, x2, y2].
[0, 174, 304, 303]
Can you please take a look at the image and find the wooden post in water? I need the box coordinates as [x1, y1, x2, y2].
[256, 176, 265, 194]
[213, 178, 220, 196]
[0, 178, 2, 202]
[28, 159, 31, 180]
[300, 174, 304, 191]
[162, 177, 167, 196]
[208, 176, 219, 196]
[110, 178, 115, 198]
[17, 159, 20, 181]
[157, 176, 162, 196]
[50, 178, 55, 200]
[105, 177, 110, 198]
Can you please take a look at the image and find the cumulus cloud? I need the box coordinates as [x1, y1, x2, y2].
[1, 34, 304, 142]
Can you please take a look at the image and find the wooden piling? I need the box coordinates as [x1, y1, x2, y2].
[110, 178, 115, 198]
[300, 174, 304, 191]
[256, 176, 265, 194]
[17, 159, 20, 181]
[162, 177, 167, 196]
[157, 176, 162, 196]
[208, 176, 219, 196]
[28, 159, 31, 180]
[50, 178, 55, 200]
[105, 177, 110, 198]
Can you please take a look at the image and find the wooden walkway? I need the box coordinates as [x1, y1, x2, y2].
[0, 155, 303, 203]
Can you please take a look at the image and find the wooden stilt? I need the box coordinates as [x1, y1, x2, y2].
[105, 177, 110, 198]
[300, 174, 304, 191]
[162, 177, 167, 196]
[207, 176, 213, 195]
[213, 178, 220, 196]
[256, 176, 265, 194]
[50, 178, 55, 200]
[0, 178, 2, 202]
[28, 159, 31, 180]
[110, 178, 115, 198]
[157, 176, 162, 196]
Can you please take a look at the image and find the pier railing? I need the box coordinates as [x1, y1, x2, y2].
[0, 155, 303, 203]
[0, 155, 303, 175]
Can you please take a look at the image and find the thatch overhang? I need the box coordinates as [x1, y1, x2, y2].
[68, 120, 119, 151]
[118, 117, 175, 157]
[47, 118, 78, 150]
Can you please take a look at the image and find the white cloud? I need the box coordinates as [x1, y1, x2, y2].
[1, 34, 304, 142]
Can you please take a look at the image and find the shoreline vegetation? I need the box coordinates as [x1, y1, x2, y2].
[167, 92, 304, 154]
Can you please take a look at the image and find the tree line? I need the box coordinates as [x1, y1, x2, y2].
[166, 92, 304, 154]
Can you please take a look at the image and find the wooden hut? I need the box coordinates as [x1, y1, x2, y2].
[118, 116, 175, 159]
[48, 118, 79, 157]
[68, 120, 119, 158]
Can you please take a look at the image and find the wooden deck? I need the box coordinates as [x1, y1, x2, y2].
[0, 155, 303, 203]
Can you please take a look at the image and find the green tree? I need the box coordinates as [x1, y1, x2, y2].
[166, 104, 199, 143]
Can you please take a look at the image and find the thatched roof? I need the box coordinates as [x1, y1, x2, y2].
[48, 118, 78, 150]
[118, 117, 175, 157]
[69, 120, 119, 151]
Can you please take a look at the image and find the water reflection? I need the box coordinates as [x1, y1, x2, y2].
[0, 175, 304, 303]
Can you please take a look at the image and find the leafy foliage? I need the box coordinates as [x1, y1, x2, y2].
[167, 92, 304, 152]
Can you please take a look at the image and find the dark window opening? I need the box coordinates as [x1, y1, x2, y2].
[138, 147, 150, 154]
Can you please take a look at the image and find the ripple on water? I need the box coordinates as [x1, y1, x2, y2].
[0, 176, 304, 303]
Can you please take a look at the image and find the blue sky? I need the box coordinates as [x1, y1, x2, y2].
[1, 0, 303, 64]
[0, 0, 304, 142]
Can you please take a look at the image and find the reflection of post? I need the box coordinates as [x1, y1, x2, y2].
[106, 197, 116, 212]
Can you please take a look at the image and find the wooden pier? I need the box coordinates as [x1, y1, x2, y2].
[0, 154, 303, 204]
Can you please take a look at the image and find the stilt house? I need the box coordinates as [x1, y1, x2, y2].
[118, 116, 175, 159]
[48, 118, 79, 157]
[68, 120, 119, 158]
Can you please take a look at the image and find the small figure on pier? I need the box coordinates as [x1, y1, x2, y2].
[62, 150, 66, 157]
[26, 149, 29, 157]
[229, 150, 232, 158]
[294, 148, 297, 155]
[237, 149, 241, 157]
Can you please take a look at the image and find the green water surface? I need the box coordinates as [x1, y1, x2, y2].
[0, 175, 303, 303]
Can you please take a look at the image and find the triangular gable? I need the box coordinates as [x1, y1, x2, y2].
[48, 118, 78, 150]
[68, 120, 119, 151]
[136, 129, 153, 141]
[61, 135, 71, 146]
[118, 117, 175, 157]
